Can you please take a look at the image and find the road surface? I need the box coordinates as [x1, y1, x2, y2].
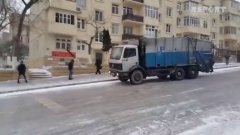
[1, 67, 240, 135]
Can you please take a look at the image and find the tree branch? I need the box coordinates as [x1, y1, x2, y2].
[22, 0, 27, 6]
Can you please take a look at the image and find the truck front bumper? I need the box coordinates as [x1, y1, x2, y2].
[109, 69, 129, 77]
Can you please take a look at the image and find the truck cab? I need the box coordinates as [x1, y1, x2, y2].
[109, 45, 146, 84]
[109, 45, 139, 72]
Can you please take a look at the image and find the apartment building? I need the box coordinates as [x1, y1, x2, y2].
[28, 0, 240, 68]
[219, 0, 240, 51]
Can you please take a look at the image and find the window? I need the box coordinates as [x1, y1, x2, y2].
[177, 18, 181, 26]
[123, 7, 133, 15]
[231, 0, 240, 10]
[124, 48, 136, 58]
[82, 45, 85, 50]
[212, 19, 216, 26]
[56, 39, 60, 49]
[77, 18, 85, 30]
[77, 40, 87, 51]
[76, 0, 86, 9]
[111, 47, 123, 60]
[77, 45, 81, 50]
[145, 5, 159, 19]
[145, 25, 158, 37]
[95, 10, 103, 21]
[203, 20, 208, 28]
[56, 38, 72, 50]
[222, 26, 237, 34]
[183, 1, 198, 11]
[112, 4, 119, 14]
[63, 14, 67, 23]
[184, 16, 200, 27]
[200, 34, 210, 40]
[55, 13, 59, 22]
[112, 23, 119, 34]
[166, 7, 172, 17]
[123, 26, 133, 34]
[224, 13, 230, 21]
[177, 2, 182, 11]
[166, 24, 171, 33]
[211, 32, 216, 40]
[55, 12, 74, 25]
[158, 13, 161, 22]
[95, 32, 103, 42]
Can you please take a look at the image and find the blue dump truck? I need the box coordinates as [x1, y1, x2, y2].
[109, 37, 214, 84]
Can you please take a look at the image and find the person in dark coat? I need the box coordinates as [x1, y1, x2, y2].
[225, 54, 230, 65]
[17, 61, 28, 83]
[68, 59, 74, 80]
[95, 59, 102, 74]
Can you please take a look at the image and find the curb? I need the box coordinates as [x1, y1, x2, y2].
[213, 65, 240, 69]
[0, 79, 118, 95]
[1, 65, 240, 95]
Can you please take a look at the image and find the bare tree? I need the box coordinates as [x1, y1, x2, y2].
[0, 0, 17, 32]
[12, 0, 39, 59]
[82, 13, 106, 54]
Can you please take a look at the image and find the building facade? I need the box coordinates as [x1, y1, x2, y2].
[28, 0, 240, 68]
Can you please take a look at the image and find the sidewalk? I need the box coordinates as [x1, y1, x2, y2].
[0, 63, 240, 94]
[0, 73, 116, 94]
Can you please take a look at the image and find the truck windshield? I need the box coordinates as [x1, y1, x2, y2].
[110, 47, 123, 60]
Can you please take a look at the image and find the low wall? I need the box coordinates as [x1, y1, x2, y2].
[49, 65, 109, 76]
[0, 65, 110, 82]
[0, 70, 18, 81]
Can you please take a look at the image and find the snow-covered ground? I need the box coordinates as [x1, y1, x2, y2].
[178, 109, 240, 135]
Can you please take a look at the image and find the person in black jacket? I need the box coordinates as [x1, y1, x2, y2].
[95, 59, 102, 74]
[68, 59, 74, 80]
[17, 61, 28, 83]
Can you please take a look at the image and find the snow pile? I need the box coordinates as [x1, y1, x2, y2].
[28, 68, 52, 78]
[178, 111, 240, 135]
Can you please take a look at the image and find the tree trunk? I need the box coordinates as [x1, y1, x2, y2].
[88, 36, 95, 55]
[13, 0, 39, 59]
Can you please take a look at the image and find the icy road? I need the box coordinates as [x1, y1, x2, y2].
[1, 67, 240, 135]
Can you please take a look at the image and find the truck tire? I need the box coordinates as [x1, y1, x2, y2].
[130, 70, 144, 85]
[118, 76, 128, 82]
[172, 67, 185, 80]
[186, 66, 199, 79]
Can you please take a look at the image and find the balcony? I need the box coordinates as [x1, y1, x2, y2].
[223, 34, 238, 41]
[49, 0, 76, 12]
[48, 23, 77, 36]
[123, 0, 144, 5]
[122, 33, 143, 40]
[122, 14, 144, 24]
[178, 26, 210, 36]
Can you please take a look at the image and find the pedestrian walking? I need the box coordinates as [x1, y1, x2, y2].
[17, 61, 28, 83]
[68, 59, 74, 80]
[225, 54, 230, 65]
[95, 59, 102, 74]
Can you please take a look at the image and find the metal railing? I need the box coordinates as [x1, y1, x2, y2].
[122, 14, 143, 22]
[122, 34, 142, 40]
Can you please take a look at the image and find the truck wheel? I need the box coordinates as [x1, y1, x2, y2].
[130, 70, 144, 85]
[173, 68, 185, 80]
[186, 66, 199, 79]
[118, 76, 128, 82]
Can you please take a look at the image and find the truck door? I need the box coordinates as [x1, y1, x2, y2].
[122, 47, 139, 72]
